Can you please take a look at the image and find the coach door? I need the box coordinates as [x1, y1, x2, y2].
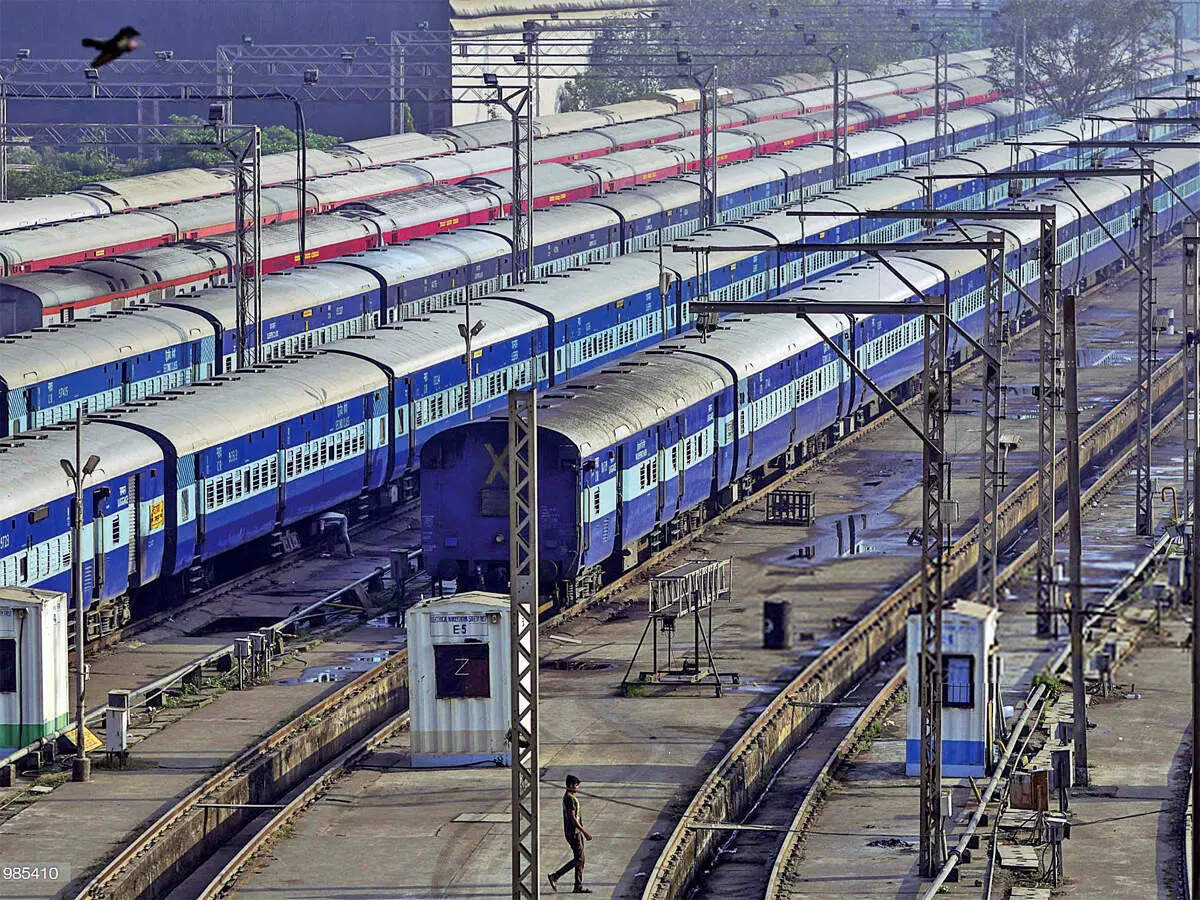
[837, 318, 854, 419]
[127, 474, 139, 578]
[675, 417, 686, 509]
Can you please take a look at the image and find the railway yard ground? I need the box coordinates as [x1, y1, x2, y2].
[202, 241, 1191, 899]
[0, 26, 1198, 900]
[772, 435, 1191, 898]
[0, 179, 1192, 900]
[0, 505, 422, 898]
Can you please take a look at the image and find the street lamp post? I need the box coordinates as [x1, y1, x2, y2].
[60, 406, 101, 783]
[676, 50, 718, 230]
[459, 306, 485, 421]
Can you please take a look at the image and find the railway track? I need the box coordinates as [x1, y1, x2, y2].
[75, 259, 1181, 899]
[189, 712, 414, 900]
[81, 497, 420, 653]
[638, 365, 1188, 896]
[182, 350, 1181, 900]
[758, 406, 1184, 900]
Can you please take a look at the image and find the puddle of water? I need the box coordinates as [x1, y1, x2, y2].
[367, 612, 403, 628]
[282, 649, 401, 685]
[763, 501, 908, 569]
[542, 659, 614, 671]
[731, 682, 779, 693]
[191, 615, 281, 637]
[827, 706, 864, 728]
[1076, 347, 1134, 367]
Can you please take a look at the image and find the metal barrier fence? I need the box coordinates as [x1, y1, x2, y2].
[0, 565, 390, 772]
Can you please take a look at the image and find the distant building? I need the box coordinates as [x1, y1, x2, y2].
[449, 0, 670, 123]
[0, 0, 666, 141]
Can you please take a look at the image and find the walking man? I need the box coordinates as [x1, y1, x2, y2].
[548, 774, 591, 893]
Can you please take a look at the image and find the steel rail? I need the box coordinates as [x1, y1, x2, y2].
[761, 395, 1181, 900]
[760, 666, 908, 896]
[639, 334, 1187, 900]
[194, 711, 413, 899]
[74, 628, 406, 899]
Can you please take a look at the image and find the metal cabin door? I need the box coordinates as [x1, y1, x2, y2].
[363, 406, 374, 490]
[127, 474, 139, 578]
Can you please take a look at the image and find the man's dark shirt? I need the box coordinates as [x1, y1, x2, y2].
[563, 791, 582, 840]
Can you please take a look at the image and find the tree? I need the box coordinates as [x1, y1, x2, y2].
[8, 146, 130, 198]
[5, 118, 344, 199]
[556, 0, 981, 113]
[990, 0, 1173, 118]
[151, 115, 344, 169]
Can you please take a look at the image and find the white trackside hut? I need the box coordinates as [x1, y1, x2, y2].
[407, 592, 512, 768]
[905, 599, 1000, 778]
[0, 588, 69, 755]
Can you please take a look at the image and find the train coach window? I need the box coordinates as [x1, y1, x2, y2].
[27, 506, 49, 524]
[0, 639, 15, 692]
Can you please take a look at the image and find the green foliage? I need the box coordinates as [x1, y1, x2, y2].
[151, 115, 344, 170]
[1033, 671, 1064, 704]
[990, 0, 1174, 117]
[6, 116, 343, 200]
[8, 146, 132, 198]
[556, 0, 984, 113]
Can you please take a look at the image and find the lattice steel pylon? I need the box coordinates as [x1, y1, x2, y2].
[508, 389, 541, 900]
[832, 45, 850, 187]
[1136, 168, 1155, 534]
[1185, 221, 1199, 512]
[977, 233, 1004, 607]
[1036, 207, 1060, 636]
[230, 126, 262, 370]
[919, 308, 948, 877]
[932, 40, 949, 161]
[683, 61, 719, 230]
[485, 84, 534, 285]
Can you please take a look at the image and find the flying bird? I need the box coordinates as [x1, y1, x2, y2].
[81, 26, 140, 68]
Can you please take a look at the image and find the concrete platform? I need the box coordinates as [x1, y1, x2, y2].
[1048, 620, 1192, 897]
[230, 246, 1179, 898]
[0, 507, 419, 899]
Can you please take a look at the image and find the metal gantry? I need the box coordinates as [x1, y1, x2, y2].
[228, 126, 263, 370]
[692, 292, 950, 874]
[930, 36, 950, 161]
[678, 57, 719, 229]
[508, 389, 541, 899]
[782, 207, 1067, 609]
[830, 45, 850, 187]
[688, 228, 1017, 877]
[1186, 222, 1199, 512]
[1060, 291, 1090, 788]
[918, 291, 948, 878]
[978, 233, 1004, 607]
[1138, 166, 1156, 535]
[1036, 211, 1060, 635]
[478, 83, 534, 285]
